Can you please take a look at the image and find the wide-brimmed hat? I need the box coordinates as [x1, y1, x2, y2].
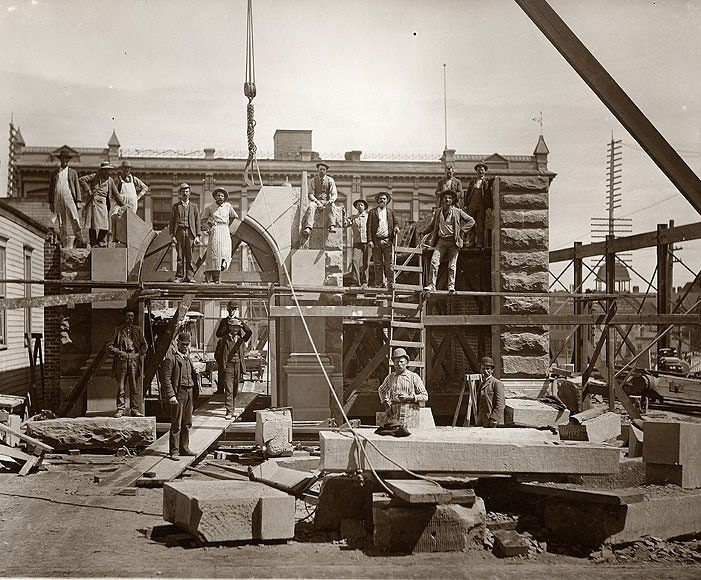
[211, 187, 229, 200]
[353, 198, 368, 211]
[392, 347, 409, 362]
[315, 161, 330, 170]
[120, 160, 132, 169]
[480, 356, 495, 368]
[177, 331, 191, 343]
[98, 161, 114, 171]
[178, 182, 191, 191]
[438, 189, 457, 202]
[52, 145, 77, 160]
[474, 161, 488, 172]
[375, 191, 392, 203]
[226, 300, 239, 310]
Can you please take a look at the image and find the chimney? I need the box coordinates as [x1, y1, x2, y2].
[204, 148, 215, 159]
[344, 150, 362, 161]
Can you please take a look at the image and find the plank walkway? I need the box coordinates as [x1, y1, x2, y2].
[98, 394, 251, 490]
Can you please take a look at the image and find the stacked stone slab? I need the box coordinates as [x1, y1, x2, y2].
[496, 176, 550, 378]
[643, 420, 701, 488]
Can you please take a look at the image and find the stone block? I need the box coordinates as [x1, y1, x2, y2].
[646, 462, 701, 489]
[559, 412, 621, 443]
[314, 475, 379, 532]
[493, 530, 530, 558]
[91, 247, 128, 282]
[291, 249, 325, 287]
[500, 271, 548, 292]
[504, 398, 570, 426]
[324, 250, 344, 274]
[628, 424, 644, 458]
[372, 494, 486, 553]
[580, 457, 645, 489]
[498, 176, 550, 193]
[113, 209, 152, 248]
[255, 408, 293, 457]
[60, 248, 91, 280]
[500, 192, 548, 209]
[25, 416, 156, 450]
[643, 420, 701, 466]
[86, 375, 118, 416]
[502, 332, 549, 355]
[554, 378, 590, 414]
[501, 228, 548, 251]
[500, 251, 549, 272]
[503, 296, 548, 314]
[163, 480, 295, 543]
[500, 210, 548, 229]
[501, 355, 549, 378]
[324, 273, 344, 287]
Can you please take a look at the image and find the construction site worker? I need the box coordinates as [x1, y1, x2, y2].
[79, 160, 121, 248]
[464, 161, 493, 248]
[301, 162, 339, 240]
[422, 190, 475, 293]
[160, 331, 199, 459]
[48, 147, 84, 249]
[108, 310, 148, 418]
[169, 183, 201, 283]
[378, 347, 429, 424]
[201, 187, 238, 284]
[435, 164, 463, 207]
[477, 356, 505, 428]
[111, 160, 149, 244]
[214, 301, 252, 420]
[343, 198, 370, 287]
[367, 191, 400, 289]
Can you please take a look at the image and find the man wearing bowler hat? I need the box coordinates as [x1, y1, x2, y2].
[422, 189, 475, 293]
[301, 161, 339, 240]
[464, 161, 493, 248]
[476, 356, 504, 428]
[343, 197, 371, 287]
[79, 160, 122, 247]
[214, 301, 252, 420]
[159, 331, 199, 459]
[367, 191, 400, 289]
[378, 347, 428, 420]
[168, 183, 201, 283]
[48, 146, 84, 249]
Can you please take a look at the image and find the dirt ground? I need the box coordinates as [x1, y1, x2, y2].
[0, 462, 699, 579]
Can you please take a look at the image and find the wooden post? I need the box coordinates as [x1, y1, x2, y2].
[657, 223, 672, 351]
[490, 178, 501, 373]
[605, 236, 616, 411]
[573, 241, 584, 371]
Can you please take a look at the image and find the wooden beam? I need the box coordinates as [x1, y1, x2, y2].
[582, 302, 617, 394]
[423, 314, 701, 326]
[270, 305, 387, 318]
[593, 359, 641, 420]
[430, 332, 453, 377]
[451, 327, 481, 372]
[0, 422, 53, 452]
[0, 290, 130, 311]
[342, 326, 368, 374]
[350, 342, 390, 392]
[57, 340, 111, 417]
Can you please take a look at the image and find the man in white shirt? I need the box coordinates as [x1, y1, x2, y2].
[48, 148, 84, 248]
[344, 198, 370, 287]
[367, 191, 400, 289]
[301, 162, 339, 241]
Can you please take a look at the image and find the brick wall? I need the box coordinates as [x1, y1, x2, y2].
[43, 231, 62, 410]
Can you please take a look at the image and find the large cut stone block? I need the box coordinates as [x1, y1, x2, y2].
[501, 192, 548, 210]
[500, 210, 548, 229]
[163, 480, 295, 542]
[314, 475, 380, 532]
[628, 424, 644, 458]
[291, 249, 325, 287]
[319, 428, 620, 474]
[559, 411, 621, 443]
[502, 332, 549, 355]
[501, 228, 548, 251]
[324, 249, 344, 274]
[501, 355, 549, 378]
[646, 462, 701, 489]
[25, 416, 156, 450]
[255, 408, 293, 457]
[372, 494, 486, 553]
[61, 248, 91, 281]
[642, 420, 701, 466]
[504, 398, 569, 426]
[503, 296, 548, 314]
[500, 271, 548, 292]
[498, 176, 550, 193]
[500, 251, 549, 272]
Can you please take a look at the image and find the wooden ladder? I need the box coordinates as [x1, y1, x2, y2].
[388, 242, 426, 380]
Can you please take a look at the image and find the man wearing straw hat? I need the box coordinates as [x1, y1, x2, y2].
[301, 161, 339, 240]
[79, 160, 121, 247]
[201, 187, 238, 284]
[367, 191, 400, 289]
[378, 347, 428, 430]
[48, 146, 84, 249]
[343, 197, 371, 287]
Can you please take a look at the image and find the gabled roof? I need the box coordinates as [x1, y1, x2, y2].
[51, 145, 80, 159]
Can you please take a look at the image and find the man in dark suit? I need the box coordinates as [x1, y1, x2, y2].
[214, 301, 252, 420]
[159, 331, 199, 459]
[107, 309, 148, 418]
[48, 147, 84, 249]
[169, 183, 201, 282]
[435, 165, 463, 207]
[464, 162, 493, 248]
[476, 356, 505, 428]
[366, 191, 400, 289]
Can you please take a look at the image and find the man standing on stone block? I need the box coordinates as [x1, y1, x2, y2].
[215, 301, 252, 420]
[422, 190, 475, 294]
[476, 356, 504, 428]
[343, 198, 370, 287]
[108, 309, 148, 418]
[435, 164, 463, 207]
[79, 160, 122, 248]
[367, 191, 400, 289]
[159, 331, 198, 459]
[301, 162, 339, 241]
[169, 183, 201, 283]
[48, 147, 84, 249]
[464, 161, 493, 248]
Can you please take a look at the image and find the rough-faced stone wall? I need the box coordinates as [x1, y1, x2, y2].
[496, 176, 550, 378]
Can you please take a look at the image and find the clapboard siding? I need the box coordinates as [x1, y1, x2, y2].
[0, 213, 45, 388]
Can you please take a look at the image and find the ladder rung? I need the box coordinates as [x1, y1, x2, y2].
[391, 320, 424, 329]
[391, 301, 421, 310]
[392, 264, 423, 272]
[394, 283, 423, 292]
[390, 339, 424, 348]
[395, 246, 423, 254]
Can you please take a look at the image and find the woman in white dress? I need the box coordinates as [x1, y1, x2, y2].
[201, 187, 238, 283]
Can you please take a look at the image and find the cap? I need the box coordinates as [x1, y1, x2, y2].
[178, 182, 191, 191]
[480, 356, 495, 368]
[226, 300, 239, 310]
[438, 189, 456, 202]
[177, 331, 191, 343]
[391, 347, 409, 361]
[120, 160, 132, 169]
[98, 161, 114, 171]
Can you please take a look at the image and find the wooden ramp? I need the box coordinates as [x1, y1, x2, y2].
[99, 395, 233, 490]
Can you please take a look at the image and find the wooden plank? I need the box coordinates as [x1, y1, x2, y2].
[395, 246, 423, 254]
[270, 305, 384, 318]
[389, 339, 424, 349]
[0, 290, 130, 311]
[593, 359, 641, 420]
[393, 283, 423, 292]
[391, 320, 424, 329]
[393, 264, 423, 273]
[384, 479, 475, 505]
[422, 314, 701, 326]
[350, 343, 390, 392]
[0, 422, 54, 452]
[99, 396, 230, 490]
[391, 301, 421, 311]
[514, 482, 644, 505]
[0, 442, 32, 462]
[18, 454, 42, 476]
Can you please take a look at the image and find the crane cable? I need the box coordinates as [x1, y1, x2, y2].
[243, 0, 259, 187]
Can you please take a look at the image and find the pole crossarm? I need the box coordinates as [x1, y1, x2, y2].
[550, 221, 701, 263]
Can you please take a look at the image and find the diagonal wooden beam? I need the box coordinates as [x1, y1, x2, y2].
[343, 326, 368, 374]
[593, 359, 641, 420]
[350, 342, 390, 393]
[58, 340, 111, 417]
[582, 302, 617, 394]
[451, 327, 482, 373]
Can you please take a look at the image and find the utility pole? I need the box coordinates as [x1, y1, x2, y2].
[443, 64, 448, 150]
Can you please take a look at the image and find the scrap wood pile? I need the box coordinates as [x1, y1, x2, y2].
[0, 397, 53, 476]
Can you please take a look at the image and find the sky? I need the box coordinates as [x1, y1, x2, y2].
[1, 0, 700, 290]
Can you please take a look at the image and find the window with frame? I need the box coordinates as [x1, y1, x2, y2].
[0, 241, 6, 347]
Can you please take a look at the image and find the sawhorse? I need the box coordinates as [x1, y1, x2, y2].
[452, 373, 481, 427]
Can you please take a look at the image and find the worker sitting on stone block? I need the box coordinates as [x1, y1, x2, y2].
[301, 162, 340, 240]
[377, 348, 428, 434]
[476, 356, 505, 428]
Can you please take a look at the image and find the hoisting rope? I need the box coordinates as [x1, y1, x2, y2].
[243, 0, 259, 187]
